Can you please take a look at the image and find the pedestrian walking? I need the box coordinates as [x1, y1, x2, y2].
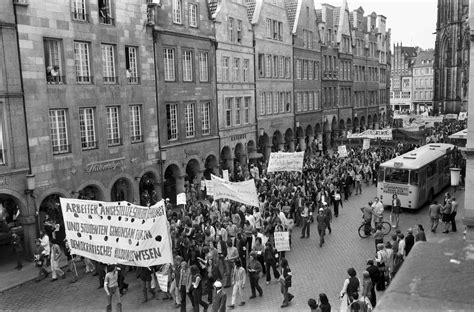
[279, 258, 294, 308]
[300, 202, 311, 238]
[247, 252, 263, 299]
[365, 260, 379, 308]
[212, 281, 227, 312]
[373, 225, 384, 253]
[316, 208, 328, 248]
[190, 264, 209, 312]
[50, 241, 65, 281]
[428, 200, 441, 233]
[137, 266, 155, 303]
[64, 239, 78, 283]
[450, 198, 458, 232]
[179, 262, 192, 312]
[264, 241, 280, 284]
[405, 229, 415, 257]
[441, 199, 452, 233]
[332, 188, 342, 217]
[34, 239, 49, 281]
[390, 194, 401, 228]
[318, 293, 331, 312]
[415, 224, 427, 242]
[11, 233, 23, 270]
[228, 259, 246, 309]
[340, 268, 360, 312]
[104, 265, 122, 312]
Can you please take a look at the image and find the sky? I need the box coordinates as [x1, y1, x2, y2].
[345, 0, 438, 49]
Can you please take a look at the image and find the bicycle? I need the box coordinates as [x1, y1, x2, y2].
[358, 220, 391, 238]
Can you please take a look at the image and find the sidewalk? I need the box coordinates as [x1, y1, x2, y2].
[0, 255, 68, 293]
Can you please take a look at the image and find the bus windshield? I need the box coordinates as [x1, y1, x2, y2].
[409, 170, 419, 185]
[384, 168, 409, 184]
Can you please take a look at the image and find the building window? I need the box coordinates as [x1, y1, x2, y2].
[222, 56, 230, 81]
[308, 61, 313, 80]
[72, 0, 88, 21]
[102, 44, 116, 83]
[98, 0, 113, 25]
[166, 104, 178, 141]
[49, 109, 69, 154]
[279, 92, 285, 112]
[129, 105, 142, 143]
[201, 102, 210, 135]
[225, 98, 232, 127]
[79, 108, 96, 150]
[228, 17, 234, 42]
[303, 60, 308, 79]
[183, 50, 193, 82]
[296, 59, 301, 79]
[125, 46, 139, 84]
[0, 103, 6, 165]
[185, 103, 195, 137]
[286, 92, 291, 112]
[173, 0, 182, 24]
[199, 52, 209, 82]
[309, 92, 314, 110]
[233, 58, 240, 82]
[106, 106, 121, 146]
[258, 54, 265, 78]
[266, 93, 272, 114]
[296, 93, 302, 112]
[74, 41, 92, 83]
[235, 97, 241, 125]
[244, 97, 250, 124]
[273, 92, 279, 113]
[243, 59, 249, 82]
[163, 48, 175, 81]
[279, 56, 284, 78]
[189, 3, 198, 27]
[44, 38, 65, 84]
[265, 55, 272, 77]
[285, 57, 291, 78]
[265, 18, 272, 38]
[303, 92, 308, 111]
[273, 56, 278, 78]
[237, 20, 242, 43]
[258, 92, 264, 116]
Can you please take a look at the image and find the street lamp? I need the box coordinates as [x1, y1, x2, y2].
[25, 173, 35, 195]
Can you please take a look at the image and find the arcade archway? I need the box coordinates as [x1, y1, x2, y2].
[164, 164, 180, 204]
[204, 154, 218, 180]
[139, 172, 159, 206]
[284, 128, 294, 152]
[296, 127, 304, 151]
[360, 116, 366, 131]
[373, 114, 379, 129]
[111, 177, 134, 202]
[272, 131, 283, 152]
[78, 185, 103, 200]
[353, 117, 359, 133]
[331, 117, 338, 147]
[339, 119, 346, 138]
[367, 115, 373, 130]
[185, 158, 201, 200]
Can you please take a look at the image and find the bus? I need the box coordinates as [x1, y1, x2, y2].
[377, 143, 455, 209]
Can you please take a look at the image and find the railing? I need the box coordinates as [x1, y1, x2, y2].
[47, 76, 66, 85]
[81, 141, 98, 150]
[52, 144, 71, 155]
[107, 137, 122, 147]
[76, 75, 93, 84]
[99, 15, 114, 26]
[103, 76, 118, 84]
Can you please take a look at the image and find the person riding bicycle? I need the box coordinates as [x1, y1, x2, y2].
[372, 197, 384, 228]
[361, 202, 373, 235]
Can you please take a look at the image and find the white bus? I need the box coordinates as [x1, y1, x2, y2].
[377, 143, 455, 209]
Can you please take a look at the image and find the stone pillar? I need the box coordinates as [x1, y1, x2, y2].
[298, 137, 306, 152]
[19, 194, 37, 260]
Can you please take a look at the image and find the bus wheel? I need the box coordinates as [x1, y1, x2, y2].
[428, 189, 434, 204]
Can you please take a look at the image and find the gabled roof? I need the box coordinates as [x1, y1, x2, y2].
[413, 50, 435, 67]
[207, 0, 219, 17]
[401, 46, 417, 57]
[246, 0, 256, 23]
[284, 0, 298, 31]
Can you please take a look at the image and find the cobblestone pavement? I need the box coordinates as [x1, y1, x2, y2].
[0, 185, 464, 312]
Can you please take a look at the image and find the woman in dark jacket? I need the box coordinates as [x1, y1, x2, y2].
[319, 293, 331, 312]
[190, 265, 208, 312]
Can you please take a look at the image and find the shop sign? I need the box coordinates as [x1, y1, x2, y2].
[231, 134, 246, 141]
[383, 183, 409, 196]
[85, 157, 125, 173]
[184, 149, 200, 157]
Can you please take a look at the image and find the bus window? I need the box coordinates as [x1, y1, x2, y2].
[409, 170, 419, 185]
[427, 162, 437, 178]
[385, 168, 409, 184]
[378, 168, 385, 182]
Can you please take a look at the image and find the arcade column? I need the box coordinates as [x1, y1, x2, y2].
[21, 174, 38, 260]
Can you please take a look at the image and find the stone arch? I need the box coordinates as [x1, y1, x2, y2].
[339, 119, 346, 138]
[0, 192, 25, 225]
[247, 140, 256, 153]
[139, 172, 159, 206]
[185, 158, 201, 199]
[204, 154, 218, 180]
[360, 115, 366, 131]
[295, 127, 304, 151]
[373, 114, 378, 129]
[220, 145, 232, 171]
[284, 128, 294, 152]
[233, 143, 246, 180]
[272, 130, 283, 152]
[367, 115, 373, 130]
[76, 183, 105, 201]
[164, 164, 181, 204]
[346, 118, 352, 133]
[258, 132, 271, 162]
[111, 177, 134, 203]
[315, 123, 322, 143]
[353, 117, 359, 133]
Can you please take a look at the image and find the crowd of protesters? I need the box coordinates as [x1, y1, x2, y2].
[28, 116, 467, 312]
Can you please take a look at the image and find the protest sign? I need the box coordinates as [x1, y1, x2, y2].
[223, 169, 229, 181]
[362, 139, 370, 150]
[267, 151, 305, 173]
[458, 112, 467, 121]
[60, 198, 173, 267]
[210, 174, 259, 207]
[348, 129, 392, 140]
[176, 193, 186, 206]
[338, 145, 348, 157]
[274, 231, 290, 251]
[205, 180, 214, 196]
[156, 273, 168, 292]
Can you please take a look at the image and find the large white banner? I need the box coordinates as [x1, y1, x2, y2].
[347, 129, 392, 140]
[338, 145, 348, 157]
[267, 151, 305, 173]
[60, 198, 173, 267]
[210, 175, 259, 207]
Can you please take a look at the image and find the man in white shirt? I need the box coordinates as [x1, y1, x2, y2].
[245, 210, 256, 229]
[371, 197, 384, 227]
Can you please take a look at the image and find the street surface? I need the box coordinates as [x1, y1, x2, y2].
[0, 184, 464, 311]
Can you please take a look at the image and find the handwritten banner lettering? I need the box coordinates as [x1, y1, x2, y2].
[60, 198, 173, 267]
[267, 151, 305, 173]
[210, 174, 259, 207]
[274, 231, 290, 251]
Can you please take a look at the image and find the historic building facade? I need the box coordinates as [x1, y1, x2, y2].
[249, 0, 294, 161]
[285, 0, 322, 152]
[390, 43, 417, 112]
[412, 49, 435, 114]
[4, 0, 160, 257]
[434, 0, 469, 114]
[211, 0, 257, 180]
[152, 0, 219, 201]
